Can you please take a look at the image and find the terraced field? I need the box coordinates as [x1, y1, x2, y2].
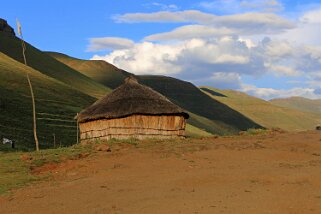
[0, 52, 95, 150]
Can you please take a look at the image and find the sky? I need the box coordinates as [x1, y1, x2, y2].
[2, 0, 321, 100]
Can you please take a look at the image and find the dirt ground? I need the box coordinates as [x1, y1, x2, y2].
[1, 131, 321, 214]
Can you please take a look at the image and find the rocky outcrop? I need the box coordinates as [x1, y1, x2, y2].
[0, 18, 15, 36]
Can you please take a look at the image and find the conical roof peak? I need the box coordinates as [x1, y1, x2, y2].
[124, 76, 138, 84]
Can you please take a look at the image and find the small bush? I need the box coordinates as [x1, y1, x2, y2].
[243, 128, 268, 136]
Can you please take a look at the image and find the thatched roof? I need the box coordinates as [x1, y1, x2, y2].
[77, 76, 189, 123]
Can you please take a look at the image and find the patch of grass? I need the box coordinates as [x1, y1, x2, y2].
[244, 128, 269, 136]
[0, 151, 37, 195]
[185, 124, 213, 138]
[94, 138, 140, 147]
[29, 145, 92, 166]
[0, 144, 93, 195]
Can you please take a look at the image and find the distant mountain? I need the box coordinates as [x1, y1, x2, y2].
[201, 87, 321, 131]
[270, 97, 321, 115]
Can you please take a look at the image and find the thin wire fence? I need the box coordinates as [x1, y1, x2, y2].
[0, 112, 79, 151]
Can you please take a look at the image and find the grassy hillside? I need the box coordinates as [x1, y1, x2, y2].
[0, 33, 110, 98]
[0, 52, 95, 151]
[201, 87, 321, 131]
[270, 97, 321, 115]
[47, 52, 130, 89]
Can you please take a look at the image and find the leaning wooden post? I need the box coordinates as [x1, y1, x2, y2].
[76, 113, 79, 144]
[16, 19, 40, 151]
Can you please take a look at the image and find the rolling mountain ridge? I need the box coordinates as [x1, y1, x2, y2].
[201, 87, 321, 131]
[270, 97, 321, 115]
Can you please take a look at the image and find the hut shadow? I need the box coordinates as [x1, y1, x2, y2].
[199, 87, 227, 97]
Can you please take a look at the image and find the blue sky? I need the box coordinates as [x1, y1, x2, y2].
[2, 0, 321, 99]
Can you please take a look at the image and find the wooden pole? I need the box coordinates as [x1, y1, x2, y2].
[17, 19, 39, 151]
[26, 73, 39, 151]
[53, 133, 56, 148]
[76, 113, 79, 144]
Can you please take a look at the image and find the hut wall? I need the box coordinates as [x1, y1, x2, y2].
[79, 115, 186, 141]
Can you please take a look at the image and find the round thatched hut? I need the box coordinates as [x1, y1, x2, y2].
[76, 76, 189, 142]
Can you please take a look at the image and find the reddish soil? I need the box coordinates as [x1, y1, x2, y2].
[1, 131, 321, 214]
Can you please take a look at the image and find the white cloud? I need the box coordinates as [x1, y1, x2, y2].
[240, 0, 283, 12]
[92, 41, 182, 75]
[215, 54, 249, 64]
[89, 5, 321, 100]
[267, 64, 302, 77]
[199, 0, 283, 13]
[304, 46, 321, 61]
[144, 2, 179, 11]
[209, 72, 242, 89]
[113, 10, 205, 23]
[300, 7, 321, 24]
[199, 0, 242, 12]
[263, 39, 293, 58]
[113, 8, 295, 46]
[275, 7, 321, 46]
[256, 38, 321, 78]
[113, 10, 294, 35]
[187, 72, 242, 89]
[145, 25, 235, 41]
[238, 37, 256, 48]
[90, 35, 321, 100]
[309, 71, 321, 80]
[87, 37, 135, 51]
[306, 71, 321, 90]
[91, 37, 263, 78]
[241, 84, 321, 100]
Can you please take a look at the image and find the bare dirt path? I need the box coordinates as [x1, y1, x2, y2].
[1, 131, 321, 214]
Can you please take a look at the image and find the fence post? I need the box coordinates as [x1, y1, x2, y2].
[76, 113, 79, 144]
[53, 133, 56, 148]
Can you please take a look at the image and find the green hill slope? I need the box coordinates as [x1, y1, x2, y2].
[0, 33, 110, 99]
[185, 123, 213, 138]
[201, 87, 321, 131]
[0, 52, 95, 151]
[270, 97, 321, 115]
[47, 52, 130, 89]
